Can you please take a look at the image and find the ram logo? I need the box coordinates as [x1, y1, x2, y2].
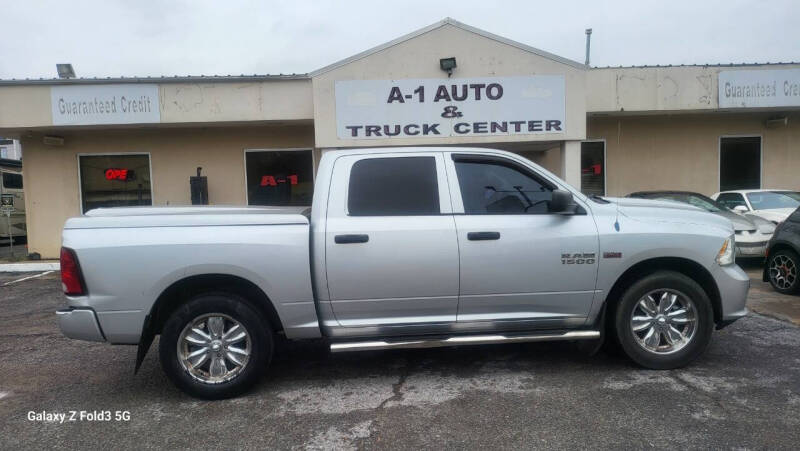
[561, 253, 596, 265]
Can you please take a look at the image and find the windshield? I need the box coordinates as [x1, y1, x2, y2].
[746, 191, 800, 210]
[778, 191, 800, 202]
[652, 193, 722, 212]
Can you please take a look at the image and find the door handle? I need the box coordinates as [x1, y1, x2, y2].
[467, 231, 500, 241]
[334, 234, 369, 244]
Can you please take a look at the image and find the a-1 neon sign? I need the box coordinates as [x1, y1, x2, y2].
[104, 168, 135, 181]
[260, 174, 298, 186]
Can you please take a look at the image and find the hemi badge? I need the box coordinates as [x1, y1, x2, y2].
[603, 252, 622, 259]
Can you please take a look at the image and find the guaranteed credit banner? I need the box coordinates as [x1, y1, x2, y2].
[719, 69, 800, 108]
[51, 84, 160, 126]
[335, 76, 565, 139]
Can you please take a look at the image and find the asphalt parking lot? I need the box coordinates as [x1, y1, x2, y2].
[1, 269, 799, 450]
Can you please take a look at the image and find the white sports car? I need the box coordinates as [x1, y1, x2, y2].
[712, 190, 800, 225]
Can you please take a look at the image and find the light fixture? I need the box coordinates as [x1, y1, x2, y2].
[42, 135, 65, 146]
[765, 116, 787, 128]
[440, 57, 457, 77]
[56, 64, 76, 79]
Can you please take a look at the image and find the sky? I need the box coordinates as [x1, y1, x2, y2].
[1, 0, 798, 79]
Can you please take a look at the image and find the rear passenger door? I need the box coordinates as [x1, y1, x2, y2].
[324, 153, 460, 328]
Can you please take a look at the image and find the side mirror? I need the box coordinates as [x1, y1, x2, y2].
[549, 189, 577, 214]
[733, 205, 749, 213]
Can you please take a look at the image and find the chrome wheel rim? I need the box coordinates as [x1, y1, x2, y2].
[769, 255, 797, 290]
[177, 313, 251, 384]
[630, 289, 697, 355]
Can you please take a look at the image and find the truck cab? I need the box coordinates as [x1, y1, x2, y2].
[311, 148, 599, 336]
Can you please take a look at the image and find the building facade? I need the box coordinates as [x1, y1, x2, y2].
[1, 18, 799, 258]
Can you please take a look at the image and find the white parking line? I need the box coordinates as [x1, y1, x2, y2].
[2, 271, 54, 286]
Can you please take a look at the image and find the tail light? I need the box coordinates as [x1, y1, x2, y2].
[60, 247, 87, 296]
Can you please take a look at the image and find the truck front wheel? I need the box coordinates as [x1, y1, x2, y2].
[614, 271, 714, 369]
[159, 293, 273, 399]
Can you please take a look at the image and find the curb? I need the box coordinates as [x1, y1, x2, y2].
[0, 262, 60, 272]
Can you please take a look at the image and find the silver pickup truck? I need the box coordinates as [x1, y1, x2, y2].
[57, 147, 749, 399]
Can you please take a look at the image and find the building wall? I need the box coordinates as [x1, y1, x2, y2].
[586, 64, 800, 113]
[312, 23, 587, 149]
[0, 86, 52, 128]
[159, 79, 313, 123]
[588, 112, 800, 196]
[22, 124, 314, 258]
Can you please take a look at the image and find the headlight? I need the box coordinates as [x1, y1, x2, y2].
[757, 223, 776, 234]
[716, 234, 735, 266]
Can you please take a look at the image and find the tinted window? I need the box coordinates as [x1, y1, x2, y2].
[79, 154, 152, 212]
[246, 150, 313, 206]
[348, 157, 439, 216]
[2, 172, 22, 189]
[716, 193, 747, 210]
[454, 158, 553, 214]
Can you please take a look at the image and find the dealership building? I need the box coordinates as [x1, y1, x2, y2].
[1, 18, 799, 258]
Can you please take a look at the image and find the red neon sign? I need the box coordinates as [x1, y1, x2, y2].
[260, 174, 298, 186]
[105, 168, 131, 181]
[581, 164, 602, 176]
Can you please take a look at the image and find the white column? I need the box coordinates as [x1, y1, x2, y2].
[560, 140, 582, 191]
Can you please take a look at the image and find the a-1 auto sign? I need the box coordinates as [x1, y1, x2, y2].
[335, 76, 565, 139]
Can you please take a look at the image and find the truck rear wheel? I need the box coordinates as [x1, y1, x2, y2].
[159, 293, 273, 399]
[614, 271, 714, 369]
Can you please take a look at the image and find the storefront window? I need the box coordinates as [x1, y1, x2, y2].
[245, 150, 314, 206]
[720, 136, 760, 191]
[79, 154, 152, 213]
[581, 141, 605, 196]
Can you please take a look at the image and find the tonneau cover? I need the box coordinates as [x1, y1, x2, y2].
[65, 205, 309, 229]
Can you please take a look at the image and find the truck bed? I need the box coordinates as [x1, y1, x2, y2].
[61, 205, 318, 344]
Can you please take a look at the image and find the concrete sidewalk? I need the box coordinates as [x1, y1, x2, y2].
[0, 261, 59, 272]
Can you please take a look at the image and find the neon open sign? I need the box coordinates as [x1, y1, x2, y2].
[260, 174, 298, 186]
[104, 168, 135, 181]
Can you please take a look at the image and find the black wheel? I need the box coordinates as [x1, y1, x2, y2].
[159, 292, 273, 399]
[614, 271, 714, 369]
[766, 249, 800, 294]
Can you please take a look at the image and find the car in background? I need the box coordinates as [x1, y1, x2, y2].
[764, 206, 800, 294]
[712, 190, 800, 225]
[628, 191, 775, 258]
[0, 161, 26, 241]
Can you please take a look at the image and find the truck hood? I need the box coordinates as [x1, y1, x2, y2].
[65, 205, 310, 229]
[605, 197, 734, 233]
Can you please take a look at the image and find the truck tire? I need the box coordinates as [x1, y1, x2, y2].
[766, 249, 800, 294]
[613, 271, 714, 370]
[159, 292, 273, 399]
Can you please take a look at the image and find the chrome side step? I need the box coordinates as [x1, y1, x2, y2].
[330, 330, 600, 353]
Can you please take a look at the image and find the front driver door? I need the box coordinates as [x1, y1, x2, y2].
[324, 153, 460, 328]
[447, 153, 599, 328]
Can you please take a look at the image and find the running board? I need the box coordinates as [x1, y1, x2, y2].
[330, 330, 600, 353]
